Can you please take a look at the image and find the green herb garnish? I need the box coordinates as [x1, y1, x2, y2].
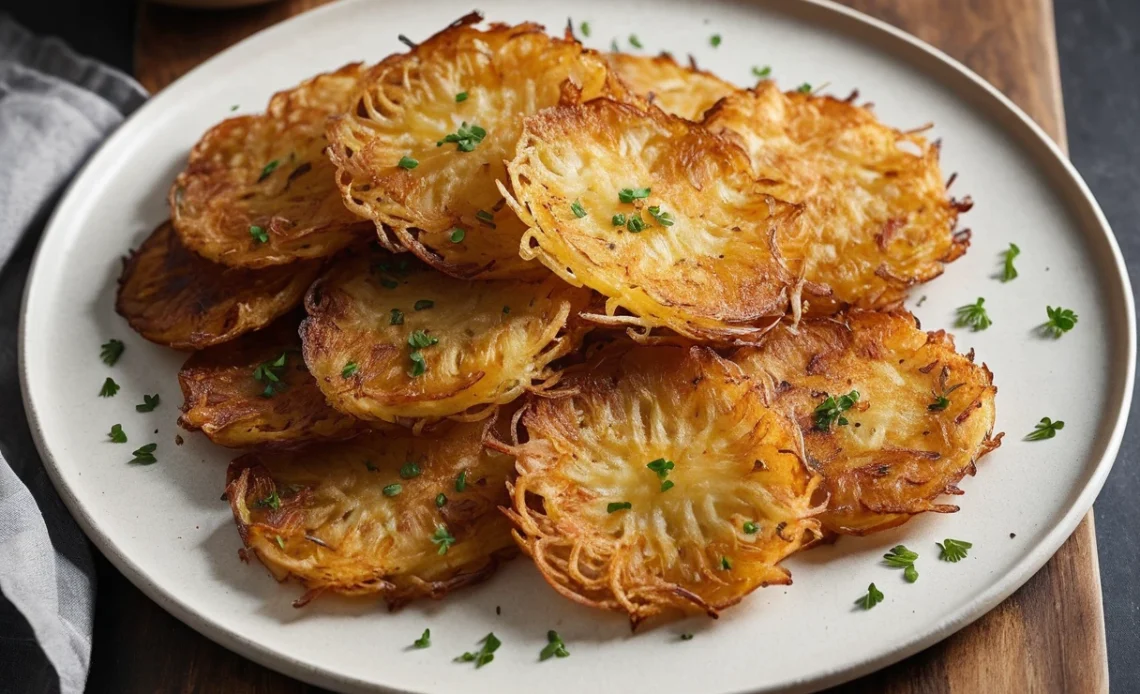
[408, 330, 439, 349]
[752, 65, 772, 79]
[813, 390, 859, 430]
[883, 545, 919, 583]
[450, 227, 466, 243]
[626, 213, 648, 233]
[436, 122, 486, 152]
[99, 377, 120, 398]
[130, 443, 157, 465]
[607, 501, 632, 513]
[475, 209, 496, 226]
[611, 213, 626, 226]
[253, 352, 288, 397]
[256, 491, 281, 511]
[136, 394, 160, 412]
[249, 225, 269, 244]
[660, 480, 675, 492]
[431, 525, 456, 554]
[618, 187, 651, 203]
[720, 556, 732, 570]
[709, 34, 722, 47]
[455, 470, 468, 492]
[390, 308, 404, 325]
[937, 538, 972, 563]
[455, 633, 500, 668]
[856, 583, 884, 609]
[400, 462, 422, 479]
[571, 200, 587, 218]
[647, 205, 674, 227]
[646, 458, 674, 478]
[796, 83, 812, 94]
[108, 424, 127, 443]
[955, 298, 992, 331]
[408, 351, 427, 377]
[680, 633, 694, 641]
[629, 34, 643, 49]
[580, 21, 590, 37]
[414, 299, 434, 311]
[274, 535, 285, 549]
[928, 367, 963, 412]
[1026, 417, 1064, 441]
[540, 630, 570, 661]
[1043, 306, 1078, 337]
[383, 484, 403, 497]
[436, 493, 447, 508]
[743, 521, 758, 534]
[413, 628, 431, 649]
[258, 160, 279, 181]
[1001, 243, 1020, 282]
[397, 155, 419, 169]
[455, 91, 469, 103]
[100, 339, 124, 366]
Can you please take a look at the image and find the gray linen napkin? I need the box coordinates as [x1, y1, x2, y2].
[0, 16, 146, 694]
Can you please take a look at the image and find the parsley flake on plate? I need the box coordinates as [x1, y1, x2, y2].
[100, 339, 124, 366]
[937, 538, 972, 562]
[130, 443, 157, 465]
[1000, 243, 1020, 281]
[813, 390, 858, 430]
[136, 394, 160, 412]
[709, 34, 722, 47]
[955, 297, 991, 331]
[855, 582, 884, 610]
[99, 377, 120, 398]
[455, 633, 500, 668]
[752, 65, 772, 79]
[108, 424, 127, 443]
[413, 628, 431, 649]
[1026, 417, 1064, 441]
[1043, 306, 1078, 337]
[540, 630, 570, 661]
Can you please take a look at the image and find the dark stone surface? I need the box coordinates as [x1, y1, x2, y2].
[1055, 0, 1140, 684]
[2, 0, 1138, 688]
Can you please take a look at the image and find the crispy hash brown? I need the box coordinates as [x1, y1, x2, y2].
[732, 310, 1001, 535]
[501, 345, 821, 625]
[606, 52, 736, 121]
[301, 251, 591, 424]
[225, 420, 516, 607]
[116, 220, 321, 350]
[178, 317, 369, 449]
[703, 83, 969, 312]
[171, 62, 374, 268]
[506, 98, 806, 344]
[326, 17, 622, 279]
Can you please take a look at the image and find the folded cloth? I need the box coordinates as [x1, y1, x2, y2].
[0, 16, 146, 694]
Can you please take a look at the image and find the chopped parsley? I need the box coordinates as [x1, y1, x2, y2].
[275, 535, 285, 550]
[813, 390, 859, 430]
[626, 213, 648, 233]
[580, 21, 590, 37]
[571, 200, 587, 218]
[937, 538, 972, 563]
[709, 34, 722, 47]
[108, 424, 127, 443]
[431, 525, 456, 554]
[883, 545, 919, 583]
[256, 491, 281, 511]
[408, 330, 439, 349]
[955, 298, 992, 331]
[647, 205, 674, 227]
[257, 159, 279, 181]
[413, 628, 431, 649]
[100, 339, 125, 366]
[383, 484, 403, 497]
[720, 556, 732, 570]
[611, 213, 626, 226]
[436, 493, 447, 508]
[249, 225, 269, 244]
[855, 583, 884, 610]
[135, 394, 160, 412]
[629, 34, 643, 49]
[408, 352, 427, 377]
[449, 227, 466, 243]
[397, 155, 419, 170]
[436, 122, 486, 152]
[660, 480, 675, 492]
[455, 91, 469, 103]
[414, 299, 434, 311]
[743, 521, 759, 534]
[455, 633, 500, 668]
[99, 377, 120, 398]
[618, 187, 651, 203]
[400, 462, 422, 479]
[390, 308, 404, 325]
[540, 630, 570, 660]
[455, 470, 468, 492]
[1043, 306, 1078, 337]
[607, 501, 632, 513]
[796, 83, 812, 94]
[646, 458, 674, 478]
[476, 209, 496, 226]
[130, 443, 157, 465]
[928, 368, 963, 412]
[1001, 243, 1020, 281]
[1026, 417, 1064, 441]
[342, 362, 359, 378]
[253, 352, 288, 397]
[752, 65, 772, 79]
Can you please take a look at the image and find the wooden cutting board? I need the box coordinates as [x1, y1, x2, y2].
[99, 1, 1107, 691]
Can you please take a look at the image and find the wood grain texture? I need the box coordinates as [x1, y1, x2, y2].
[108, 0, 1107, 692]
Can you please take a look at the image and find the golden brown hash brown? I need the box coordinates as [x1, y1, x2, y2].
[178, 316, 370, 449]
[226, 419, 516, 607]
[326, 16, 624, 279]
[506, 98, 808, 344]
[300, 251, 591, 424]
[732, 310, 1000, 535]
[116, 220, 321, 350]
[703, 82, 969, 312]
[606, 52, 736, 121]
[500, 345, 821, 625]
[170, 62, 375, 268]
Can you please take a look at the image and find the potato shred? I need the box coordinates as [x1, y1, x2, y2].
[113, 14, 1000, 624]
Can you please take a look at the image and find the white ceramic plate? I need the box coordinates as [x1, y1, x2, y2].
[20, 1, 1135, 692]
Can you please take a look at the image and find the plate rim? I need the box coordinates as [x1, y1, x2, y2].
[17, 0, 1136, 692]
